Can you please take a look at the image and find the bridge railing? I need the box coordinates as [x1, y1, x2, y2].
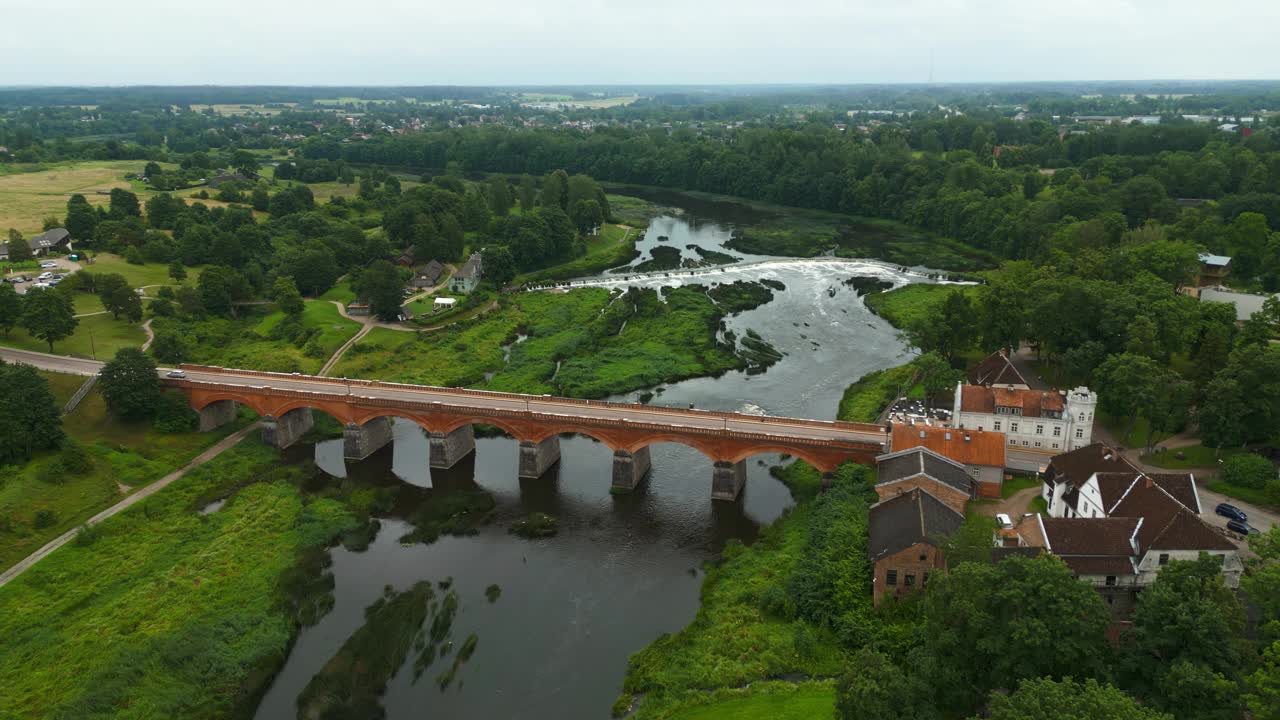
[178, 364, 886, 435]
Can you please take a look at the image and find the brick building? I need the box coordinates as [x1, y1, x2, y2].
[874, 446, 974, 513]
[888, 423, 1006, 497]
[868, 488, 964, 606]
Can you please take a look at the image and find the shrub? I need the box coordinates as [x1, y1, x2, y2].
[33, 509, 57, 529]
[153, 391, 198, 433]
[302, 337, 326, 358]
[1222, 454, 1277, 490]
[74, 523, 103, 546]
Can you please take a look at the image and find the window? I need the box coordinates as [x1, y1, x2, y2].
[1053, 426, 1061, 437]
[1010, 422, 1019, 433]
[969, 466, 980, 478]
[1023, 440, 1030, 446]
[993, 420, 1001, 431]
[886, 569, 897, 586]
[1075, 428, 1084, 439]
[1052, 443, 1059, 449]
[1009, 437, 1016, 445]
[904, 573, 916, 587]
[1035, 424, 1044, 435]
[919, 553, 928, 561]
[1158, 553, 1170, 566]
[1105, 575, 1116, 586]
[1034, 441, 1041, 448]
[1079, 413, 1085, 422]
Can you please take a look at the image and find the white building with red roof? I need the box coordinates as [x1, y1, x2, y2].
[952, 383, 1097, 453]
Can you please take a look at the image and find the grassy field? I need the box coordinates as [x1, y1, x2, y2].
[36, 370, 88, 406]
[1142, 443, 1242, 469]
[863, 283, 982, 330]
[0, 386, 250, 571]
[0, 441, 357, 719]
[515, 223, 641, 284]
[837, 361, 920, 422]
[318, 279, 356, 304]
[656, 683, 836, 720]
[85, 253, 204, 288]
[334, 283, 780, 398]
[189, 103, 296, 115]
[0, 311, 147, 358]
[1206, 480, 1278, 510]
[0, 161, 150, 233]
[155, 300, 361, 374]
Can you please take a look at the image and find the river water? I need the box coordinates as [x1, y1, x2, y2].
[254, 200, 934, 719]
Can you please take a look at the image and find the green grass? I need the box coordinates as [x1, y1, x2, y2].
[318, 279, 356, 304]
[336, 284, 778, 398]
[863, 283, 982, 330]
[84, 253, 204, 288]
[0, 440, 357, 719]
[1001, 475, 1041, 498]
[154, 300, 361, 374]
[1141, 443, 1243, 469]
[0, 311, 147, 359]
[36, 370, 88, 406]
[515, 223, 642, 284]
[1029, 496, 1049, 514]
[837, 361, 918, 422]
[0, 388, 251, 572]
[1205, 481, 1279, 510]
[650, 682, 836, 720]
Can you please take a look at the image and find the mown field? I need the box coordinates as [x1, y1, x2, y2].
[0, 161, 151, 233]
[863, 282, 982, 329]
[0, 381, 250, 571]
[0, 311, 147, 358]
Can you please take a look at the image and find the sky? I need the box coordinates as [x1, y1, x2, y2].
[2, 0, 1278, 86]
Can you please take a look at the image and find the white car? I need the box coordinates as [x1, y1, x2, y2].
[40, 262, 57, 269]
[165, 370, 187, 379]
[995, 513, 1014, 529]
[36, 272, 53, 280]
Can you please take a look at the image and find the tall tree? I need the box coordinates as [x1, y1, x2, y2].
[836, 649, 937, 720]
[482, 246, 516, 287]
[354, 260, 404, 322]
[108, 188, 141, 218]
[20, 287, 78, 352]
[486, 176, 512, 216]
[99, 348, 161, 421]
[6, 230, 33, 263]
[273, 276, 305, 318]
[517, 174, 537, 212]
[168, 261, 187, 284]
[65, 194, 98, 241]
[0, 282, 20, 336]
[980, 677, 1172, 720]
[541, 169, 570, 211]
[197, 266, 250, 317]
[0, 360, 64, 464]
[97, 273, 134, 320]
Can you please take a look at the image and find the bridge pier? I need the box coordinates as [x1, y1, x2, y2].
[711, 460, 748, 501]
[344, 417, 394, 460]
[197, 399, 238, 432]
[430, 425, 476, 469]
[518, 436, 561, 479]
[611, 447, 651, 493]
[261, 408, 314, 449]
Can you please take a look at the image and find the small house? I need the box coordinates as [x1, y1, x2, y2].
[869, 488, 964, 606]
[1196, 252, 1231, 287]
[411, 260, 446, 289]
[874, 446, 975, 513]
[450, 253, 483, 294]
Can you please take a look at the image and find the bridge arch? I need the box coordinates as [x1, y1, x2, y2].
[617, 432, 720, 465]
[723, 444, 844, 474]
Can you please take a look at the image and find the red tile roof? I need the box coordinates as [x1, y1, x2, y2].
[891, 424, 1007, 468]
[1040, 517, 1140, 555]
[1045, 443, 1139, 489]
[959, 385, 1065, 417]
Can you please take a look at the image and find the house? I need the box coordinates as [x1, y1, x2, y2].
[450, 253, 483, 293]
[1196, 252, 1231, 287]
[869, 488, 964, 606]
[888, 424, 1006, 498]
[874, 446, 974, 514]
[208, 172, 251, 188]
[0, 228, 71, 261]
[967, 349, 1045, 390]
[952, 383, 1097, 453]
[1198, 286, 1278, 324]
[411, 260, 446, 289]
[346, 302, 371, 316]
[1042, 443, 1139, 515]
[396, 247, 417, 267]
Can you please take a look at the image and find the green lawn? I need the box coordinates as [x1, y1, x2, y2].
[0, 441, 357, 719]
[84, 253, 204, 288]
[318, 279, 356, 304]
[863, 283, 982, 330]
[1206, 481, 1279, 510]
[658, 682, 836, 720]
[1142, 443, 1242, 469]
[37, 370, 88, 406]
[837, 361, 919, 422]
[1001, 475, 1041, 498]
[515, 223, 642, 284]
[0, 387, 251, 572]
[0, 312, 147, 359]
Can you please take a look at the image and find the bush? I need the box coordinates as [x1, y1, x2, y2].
[74, 523, 103, 547]
[1222, 454, 1277, 490]
[153, 391, 198, 433]
[33, 509, 57, 529]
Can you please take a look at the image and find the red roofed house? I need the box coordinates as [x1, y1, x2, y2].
[952, 383, 1097, 453]
[889, 423, 1007, 498]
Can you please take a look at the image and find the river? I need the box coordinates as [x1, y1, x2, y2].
[253, 198, 934, 719]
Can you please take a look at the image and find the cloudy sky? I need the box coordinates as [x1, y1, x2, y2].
[2, 0, 1277, 85]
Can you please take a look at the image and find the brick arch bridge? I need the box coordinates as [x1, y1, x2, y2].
[174, 365, 887, 501]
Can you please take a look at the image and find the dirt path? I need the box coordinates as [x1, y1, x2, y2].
[140, 318, 155, 351]
[319, 322, 374, 377]
[0, 421, 261, 588]
[972, 486, 1042, 521]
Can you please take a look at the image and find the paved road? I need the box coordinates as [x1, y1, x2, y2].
[0, 422, 261, 588]
[1198, 485, 1277, 535]
[0, 347, 888, 448]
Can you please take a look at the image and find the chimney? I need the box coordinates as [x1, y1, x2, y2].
[1143, 475, 1154, 489]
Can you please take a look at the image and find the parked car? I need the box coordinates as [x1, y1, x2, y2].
[995, 513, 1014, 529]
[30, 282, 52, 289]
[13, 276, 28, 283]
[1216, 503, 1248, 522]
[165, 370, 187, 379]
[36, 272, 52, 280]
[39, 262, 57, 269]
[1226, 519, 1259, 535]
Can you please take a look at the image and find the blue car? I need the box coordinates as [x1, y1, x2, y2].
[1216, 503, 1248, 522]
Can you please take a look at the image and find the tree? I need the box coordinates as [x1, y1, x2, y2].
[65, 194, 98, 241]
[836, 649, 937, 720]
[923, 555, 1110, 710]
[1243, 525, 1280, 631]
[0, 360, 64, 464]
[20, 287, 78, 352]
[980, 677, 1172, 720]
[231, 149, 260, 175]
[108, 188, 141, 218]
[149, 331, 188, 364]
[518, 174, 537, 212]
[915, 351, 963, 413]
[461, 190, 492, 231]
[541, 169, 569, 210]
[570, 199, 603, 235]
[1222, 453, 1277, 489]
[99, 348, 161, 421]
[482, 246, 516, 288]
[197, 266, 250, 317]
[906, 290, 976, 361]
[1246, 641, 1280, 720]
[1122, 555, 1249, 717]
[354, 260, 404, 322]
[486, 176, 512, 216]
[273, 276, 305, 318]
[0, 282, 20, 336]
[6, 229, 32, 263]
[168, 261, 187, 284]
[97, 273, 136, 320]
